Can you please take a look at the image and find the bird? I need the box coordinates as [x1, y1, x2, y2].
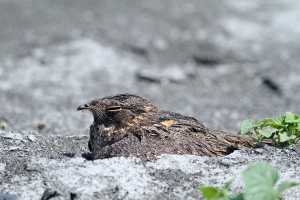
[77, 94, 254, 162]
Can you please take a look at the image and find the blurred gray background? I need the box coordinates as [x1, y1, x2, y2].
[1, 0, 300, 135]
[1, 1, 300, 200]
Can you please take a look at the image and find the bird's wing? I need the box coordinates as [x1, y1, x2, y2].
[151, 110, 254, 156]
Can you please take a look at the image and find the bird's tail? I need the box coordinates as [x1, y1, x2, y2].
[209, 129, 266, 149]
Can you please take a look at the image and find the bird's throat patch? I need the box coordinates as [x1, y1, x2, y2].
[97, 124, 110, 131]
[160, 119, 174, 127]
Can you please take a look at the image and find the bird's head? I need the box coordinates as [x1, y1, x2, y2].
[77, 94, 157, 127]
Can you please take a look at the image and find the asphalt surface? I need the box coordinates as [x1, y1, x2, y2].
[1, 0, 300, 199]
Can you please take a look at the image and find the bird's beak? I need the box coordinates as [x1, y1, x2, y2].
[77, 104, 89, 111]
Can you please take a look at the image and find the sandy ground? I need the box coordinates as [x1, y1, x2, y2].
[1, 0, 300, 199]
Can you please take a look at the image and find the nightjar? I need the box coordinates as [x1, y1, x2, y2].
[77, 94, 254, 161]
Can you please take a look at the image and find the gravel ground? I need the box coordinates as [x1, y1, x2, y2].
[1, 131, 300, 200]
[1, 0, 300, 199]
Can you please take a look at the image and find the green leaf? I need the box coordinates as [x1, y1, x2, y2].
[200, 181, 234, 200]
[277, 181, 300, 194]
[231, 194, 244, 200]
[286, 125, 295, 136]
[256, 118, 272, 129]
[258, 129, 274, 138]
[242, 161, 279, 200]
[200, 187, 219, 199]
[241, 119, 255, 135]
[278, 132, 296, 142]
[285, 112, 300, 123]
[285, 112, 295, 123]
[268, 116, 286, 129]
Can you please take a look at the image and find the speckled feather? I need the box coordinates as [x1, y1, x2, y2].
[78, 94, 254, 161]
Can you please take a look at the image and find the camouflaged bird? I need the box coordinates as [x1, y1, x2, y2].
[77, 94, 254, 161]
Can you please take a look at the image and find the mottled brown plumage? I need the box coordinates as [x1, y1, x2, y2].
[77, 94, 254, 161]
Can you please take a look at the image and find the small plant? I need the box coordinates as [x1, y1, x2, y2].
[200, 161, 299, 200]
[237, 112, 300, 145]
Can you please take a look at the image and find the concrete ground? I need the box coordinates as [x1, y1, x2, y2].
[0, 0, 300, 199]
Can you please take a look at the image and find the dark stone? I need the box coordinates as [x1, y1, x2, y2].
[81, 152, 93, 160]
[136, 72, 161, 83]
[40, 189, 60, 200]
[70, 193, 77, 200]
[190, 55, 220, 66]
[63, 153, 75, 158]
[262, 77, 281, 95]
[124, 44, 148, 57]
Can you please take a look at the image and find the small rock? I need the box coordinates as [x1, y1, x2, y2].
[262, 76, 281, 95]
[28, 134, 37, 142]
[136, 69, 161, 83]
[137, 66, 193, 83]
[0, 192, 18, 200]
[187, 55, 220, 66]
[123, 44, 148, 57]
[162, 66, 188, 83]
[70, 193, 77, 200]
[37, 123, 46, 130]
[1, 132, 24, 140]
[41, 189, 60, 200]
[0, 122, 7, 130]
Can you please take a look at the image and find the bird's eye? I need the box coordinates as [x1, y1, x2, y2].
[107, 106, 122, 112]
